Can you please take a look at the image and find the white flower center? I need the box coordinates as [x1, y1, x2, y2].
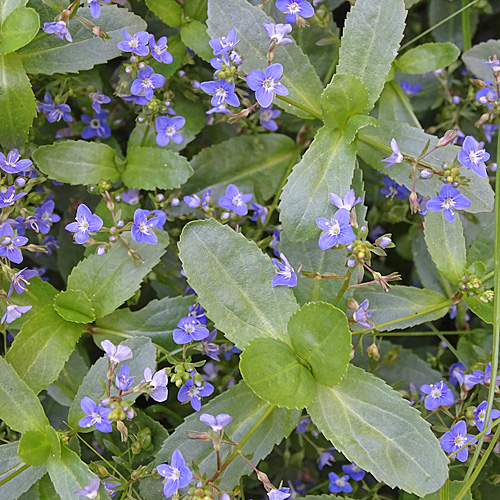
[166, 467, 180, 481]
[232, 193, 244, 206]
[328, 220, 341, 236]
[430, 388, 442, 398]
[442, 198, 456, 210]
[288, 2, 300, 13]
[142, 77, 153, 89]
[165, 126, 175, 136]
[91, 411, 102, 424]
[454, 435, 467, 448]
[469, 150, 485, 164]
[263, 78, 276, 91]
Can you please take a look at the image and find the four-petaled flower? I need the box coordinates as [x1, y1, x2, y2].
[157, 449, 193, 498]
[449, 361, 466, 386]
[246, 63, 289, 108]
[328, 472, 352, 494]
[400, 81, 422, 96]
[156, 116, 185, 146]
[101, 339, 133, 364]
[43, 21, 72, 42]
[0, 186, 27, 208]
[87, 0, 110, 19]
[38, 93, 72, 123]
[0, 149, 32, 174]
[219, 184, 253, 216]
[457, 135, 490, 177]
[173, 317, 210, 344]
[78, 397, 112, 433]
[200, 80, 240, 108]
[260, 105, 281, 131]
[118, 30, 150, 56]
[81, 112, 111, 139]
[353, 299, 371, 328]
[131, 208, 160, 245]
[426, 184, 471, 223]
[474, 400, 500, 434]
[149, 34, 173, 64]
[8, 268, 37, 298]
[276, 0, 315, 24]
[380, 138, 403, 168]
[178, 379, 214, 411]
[91, 91, 111, 113]
[250, 202, 268, 224]
[271, 252, 297, 287]
[199, 413, 233, 432]
[143, 367, 168, 402]
[420, 381, 454, 410]
[263, 23, 293, 45]
[380, 176, 409, 200]
[209, 28, 240, 55]
[330, 189, 363, 212]
[65, 204, 103, 244]
[0, 223, 28, 264]
[484, 55, 500, 72]
[115, 364, 134, 391]
[1, 304, 32, 324]
[342, 462, 365, 481]
[131, 65, 166, 101]
[75, 477, 100, 499]
[440, 420, 476, 462]
[316, 208, 356, 250]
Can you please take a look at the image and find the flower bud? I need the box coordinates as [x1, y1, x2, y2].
[409, 192, 420, 214]
[366, 343, 380, 361]
[437, 130, 458, 147]
[346, 298, 359, 311]
[97, 245, 106, 256]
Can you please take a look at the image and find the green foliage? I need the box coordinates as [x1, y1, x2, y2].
[0, 0, 29, 23]
[397, 42, 460, 74]
[54, 289, 96, 324]
[0, 7, 39, 55]
[145, 0, 183, 27]
[17, 426, 60, 467]
[376, 81, 421, 127]
[180, 20, 213, 62]
[464, 295, 493, 325]
[462, 39, 500, 82]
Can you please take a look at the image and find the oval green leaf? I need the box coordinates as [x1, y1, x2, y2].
[17, 430, 50, 466]
[0, 7, 39, 55]
[54, 289, 96, 324]
[397, 42, 460, 74]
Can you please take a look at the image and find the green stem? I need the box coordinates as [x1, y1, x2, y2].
[275, 95, 322, 121]
[140, 124, 151, 147]
[332, 270, 352, 307]
[360, 329, 484, 337]
[439, 479, 449, 500]
[461, 0, 472, 52]
[427, 323, 470, 370]
[0, 463, 29, 488]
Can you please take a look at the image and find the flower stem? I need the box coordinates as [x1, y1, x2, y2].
[0, 463, 29, 488]
[461, 0, 472, 52]
[275, 95, 322, 121]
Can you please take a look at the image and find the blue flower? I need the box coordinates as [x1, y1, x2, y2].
[35, 200, 61, 228]
[188, 304, 207, 324]
[149, 34, 173, 64]
[0, 149, 32, 174]
[296, 416, 311, 433]
[157, 449, 193, 498]
[247, 63, 289, 108]
[8, 268, 37, 298]
[178, 379, 214, 411]
[318, 448, 335, 470]
[75, 477, 100, 498]
[484, 56, 500, 72]
[101, 339, 133, 364]
[0, 224, 28, 264]
[342, 462, 365, 481]
[199, 413, 233, 432]
[38, 93, 72, 123]
[474, 401, 500, 434]
[380, 138, 403, 168]
[464, 363, 500, 390]
[87, 0, 109, 18]
[103, 480, 119, 498]
[115, 364, 134, 391]
[268, 488, 291, 500]
[43, 21, 72, 42]
[156, 116, 185, 146]
[400, 81, 422, 95]
[440, 421, 476, 462]
[263, 23, 293, 45]
[426, 184, 471, 223]
[91, 91, 111, 113]
[65, 204, 103, 244]
[131, 209, 160, 245]
[420, 381, 454, 410]
[353, 299, 371, 328]
[380, 176, 409, 200]
[81, 112, 111, 139]
[457, 135, 490, 177]
[250, 202, 268, 224]
[316, 209, 356, 250]
[131, 65, 166, 101]
[260, 105, 281, 131]
[200, 80, 240, 108]
[328, 472, 352, 494]
[483, 124, 498, 143]
[219, 184, 253, 215]
[330, 189, 363, 212]
[276, 0, 314, 23]
[1, 304, 32, 324]
[78, 397, 112, 433]
[119, 93, 149, 106]
[173, 317, 210, 344]
[476, 81, 498, 109]
[449, 362, 466, 385]
[271, 253, 297, 287]
[209, 28, 240, 55]
[201, 330, 220, 361]
[0, 186, 27, 208]
[143, 367, 168, 402]
[118, 30, 149, 56]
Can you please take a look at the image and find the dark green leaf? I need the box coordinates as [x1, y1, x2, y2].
[145, 0, 182, 27]
[464, 295, 493, 325]
[0, 7, 39, 55]
[180, 20, 212, 62]
[398, 42, 460, 74]
[467, 216, 494, 280]
[54, 289, 96, 324]
[376, 81, 421, 128]
[185, 0, 208, 22]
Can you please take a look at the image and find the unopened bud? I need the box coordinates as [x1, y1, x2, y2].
[437, 130, 458, 147]
[227, 108, 251, 123]
[97, 245, 106, 256]
[409, 191, 420, 214]
[59, 9, 70, 22]
[116, 420, 128, 442]
[366, 343, 380, 361]
[187, 431, 211, 441]
[476, 113, 491, 128]
[420, 169, 432, 179]
[346, 298, 359, 311]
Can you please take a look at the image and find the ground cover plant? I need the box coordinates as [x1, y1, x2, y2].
[1, 0, 500, 499]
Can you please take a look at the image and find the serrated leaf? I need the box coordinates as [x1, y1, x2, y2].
[240, 338, 317, 409]
[308, 365, 448, 496]
[279, 126, 357, 242]
[398, 42, 460, 74]
[185, 0, 208, 22]
[54, 289, 96, 324]
[145, 0, 182, 27]
[178, 219, 298, 349]
[462, 39, 500, 83]
[0, 52, 37, 148]
[180, 20, 212, 62]
[344, 115, 379, 144]
[66, 231, 168, 319]
[18, 5, 146, 74]
[0, 7, 39, 55]
[0, 0, 27, 23]
[336, 0, 406, 110]
[123, 147, 193, 190]
[207, 0, 323, 119]
[32, 141, 120, 186]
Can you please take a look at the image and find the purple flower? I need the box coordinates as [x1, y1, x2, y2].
[440, 421, 476, 462]
[342, 463, 365, 481]
[353, 299, 371, 328]
[121, 188, 140, 205]
[420, 381, 454, 410]
[1, 304, 32, 324]
[199, 413, 233, 432]
[328, 472, 352, 494]
[119, 94, 149, 106]
[464, 363, 500, 390]
[380, 176, 410, 200]
[101, 339, 132, 364]
[78, 397, 112, 433]
[75, 477, 100, 498]
[247, 63, 289, 108]
[115, 364, 134, 391]
[173, 317, 210, 344]
[260, 105, 281, 131]
[381, 138, 403, 168]
[157, 450, 193, 498]
[0, 186, 27, 208]
[474, 401, 500, 434]
[131, 65, 166, 101]
[38, 93, 72, 123]
[276, 0, 314, 23]
[91, 91, 111, 113]
[0, 224, 28, 264]
[65, 204, 103, 244]
[483, 124, 498, 143]
[209, 28, 240, 55]
[457, 135, 490, 177]
[8, 268, 37, 298]
[400, 81, 422, 95]
[156, 116, 185, 146]
[330, 189, 363, 212]
[476, 81, 498, 109]
[131, 208, 160, 245]
[218, 184, 253, 216]
[178, 379, 214, 411]
[316, 209, 356, 250]
[87, 0, 109, 18]
[268, 488, 291, 500]
[263, 23, 293, 45]
[200, 80, 240, 108]
[103, 480, 119, 498]
[0, 149, 32, 174]
[318, 448, 335, 470]
[426, 184, 471, 223]
[484, 56, 500, 72]
[81, 112, 111, 139]
[250, 203, 268, 224]
[118, 30, 149, 56]
[149, 34, 173, 64]
[143, 367, 168, 402]
[449, 362, 466, 385]
[271, 252, 297, 287]
[43, 21, 72, 42]
[34, 200, 61, 228]
[188, 304, 207, 324]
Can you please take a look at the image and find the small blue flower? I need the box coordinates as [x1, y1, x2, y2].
[342, 462, 365, 481]
[131, 208, 160, 245]
[380, 138, 403, 168]
[37, 235, 61, 257]
[118, 30, 149, 56]
[143, 367, 168, 402]
[43, 21, 72, 42]
[87, 0, 109, 18]
[276, 0, 314, 23]
[101, 339, 133, 364]
[330, 189, 363, 212]
[156, 116, 185, 146]
[271, 252, 297, 287]
[177, 379, 214, 411]
[119, 93, 149, 106]
[318, 448, 335, 470]
[38, 93, 72, 123]
[476, 81, 498, 109]
[81, 112, 111, 139]
[219, 184, 253, 216]
[484, 56, 500, 72]
[91, 91, 111, 113]
[400, 81, 422, 95]
[35, 200, 61, 227]
[75, 477, 100, 498]
[0, 149, 32, 174]
[449, 362, 466, 385]
[420, 381, 454, 410]
[440, 421, 476, 462]
[8, 268, 37, 298]
[263, 23, 293, 45]
[78, 397, 112, 433]
[157, 449, 193, 498]
[260, 105, 281, 131]
[483, 124, 499, 143]
[0, 186, 27, 208]
[247, 63, 289, 108]
[131, 65, 166, 101]
[353, 299, 371, 328]
[380, 176, 409, 200]
[250, 202, 268, 224]
[188, 304, 207, 324]
[457, 135, 490, 177]
[103, 479, 119, 498]
[0, 224, 28, 264]
[316, 208, 356, 250]
[115, 364, 134, 391]
[209, 28, 240, 55]
[201, 330, 220, 361]
[199, 413, 233, 432]
[149, 34, 173, 64]
[65, 204, 103, 244]
[474, 401, 500, 434]
[464, 363, 500, 390]
[200, 80, 240, 108]
[296, 416, 311, 434]
[426, 184, 471, 223]
[268, 488, 291, 500]
[328, 472, 352, 494]
[121, 188, 140, 205]
[1, 304, 32, 324]
[173, 317, 210, 344]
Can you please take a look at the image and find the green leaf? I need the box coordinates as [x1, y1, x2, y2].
[0, 0, 27, 23]
[145, 0, 182, 27]
[54, 289, 96, 324]
[423, 212, 466, 285]
[343, 115, 379, 144]
[288, 302, 351, 386]
[308, 365, 448, 496]
[207, 0, 323, 119]
[17, 431, 50, 466]
[398, 42, 460, 74]
[184, 134, 298, 201]
[462, 39, 500, 84]
[240, 338, 317, 409]
[357, 121, 495, 213]
[94, 295, 196, 351]
[149, 34, 186, 81]
[336, 0, 406, 110]
[279, 126, 357, 242]
[464, 295, 494, 325]
[18, 5, 146, 74]
[68, 337, 156, 431]
[185, 0, 208, 22]
[417, 481, 472, 500]
[0, 7, 39, 55]
[0, 443, 45, 500]
[180, 20, 212, 62]
[352, 285, 451, 332]
[66, 231, 168, 319]
[178, 219, 298, 349]
[376, 81, 421, 128]
[0, 357, 49, 433]
[32, 141, 120, 186]
[467, 216, 494, 280]
[5, 306, 83, 394]
[123, 147, 193, 190]
[0, 53, 36, 148]
[37, 474, 59, 500]
[153, 382, 299, 491]
[321, 74, 369, 129]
